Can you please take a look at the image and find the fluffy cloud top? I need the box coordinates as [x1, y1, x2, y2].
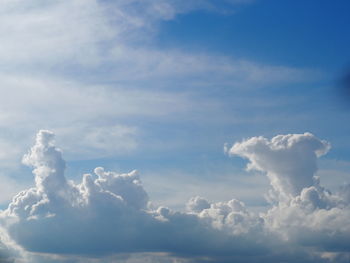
[227, 133, 350, 253]
[228, 133, 331, 201]
[0, 131, 350, 263]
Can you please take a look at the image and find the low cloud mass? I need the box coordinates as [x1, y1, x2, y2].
[0, 131, 349, 263]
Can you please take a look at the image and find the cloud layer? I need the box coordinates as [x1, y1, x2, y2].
[0, 131, 349, 263]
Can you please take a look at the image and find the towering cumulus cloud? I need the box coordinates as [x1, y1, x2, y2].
[0, 131, 350, 263]
[228, 133, 350, 260]
[2, 130, 261, 261]
[3, 130, 153, 254]
[228, 133, 331, 200]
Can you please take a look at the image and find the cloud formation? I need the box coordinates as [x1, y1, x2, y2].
[2, 131, 257, 260]
[228, 133, 331, 200]
[0, 131, 349, 262]
[227, 133, 350, 256]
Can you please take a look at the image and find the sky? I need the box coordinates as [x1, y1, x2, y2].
[0, 0, 350, 262]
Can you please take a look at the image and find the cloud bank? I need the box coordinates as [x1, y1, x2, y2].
[0, 131, 349, 263]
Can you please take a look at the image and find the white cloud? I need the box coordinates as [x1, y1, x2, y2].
[0, 0, 316, 84]
[0, 73, 195, 162]
[0, 131, 349, 263]
[186, 196, 210, 213]
[227, 133, 331, 201]
[0, 0, 110, 66]
[0, 131, 267, 263]
[227, 133, 350, 254]
[0, 0, 254, 68]
[106, 46, 316, 87]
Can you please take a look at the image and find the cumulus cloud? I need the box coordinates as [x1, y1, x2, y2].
[2, 131, 266, 261]
[0, 130, 349, 263]
[3, 130, 151, 254]
[227, 133, 350, 254]
[228, 133, 331, 201]
[186, 196, 210, 213]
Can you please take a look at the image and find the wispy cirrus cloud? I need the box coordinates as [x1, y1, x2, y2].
[0, 0, 254, 68]
[0, 0, 318, 169]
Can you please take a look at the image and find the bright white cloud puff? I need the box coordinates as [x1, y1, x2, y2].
[0, 131, 349, 263]
[228, 133, 331, 200]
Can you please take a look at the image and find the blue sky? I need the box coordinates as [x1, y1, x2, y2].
[156, 0, 350, 68]
[0, 1, 350, 262]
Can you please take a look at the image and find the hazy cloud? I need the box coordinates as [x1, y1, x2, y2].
[0, 0, 318, 174]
